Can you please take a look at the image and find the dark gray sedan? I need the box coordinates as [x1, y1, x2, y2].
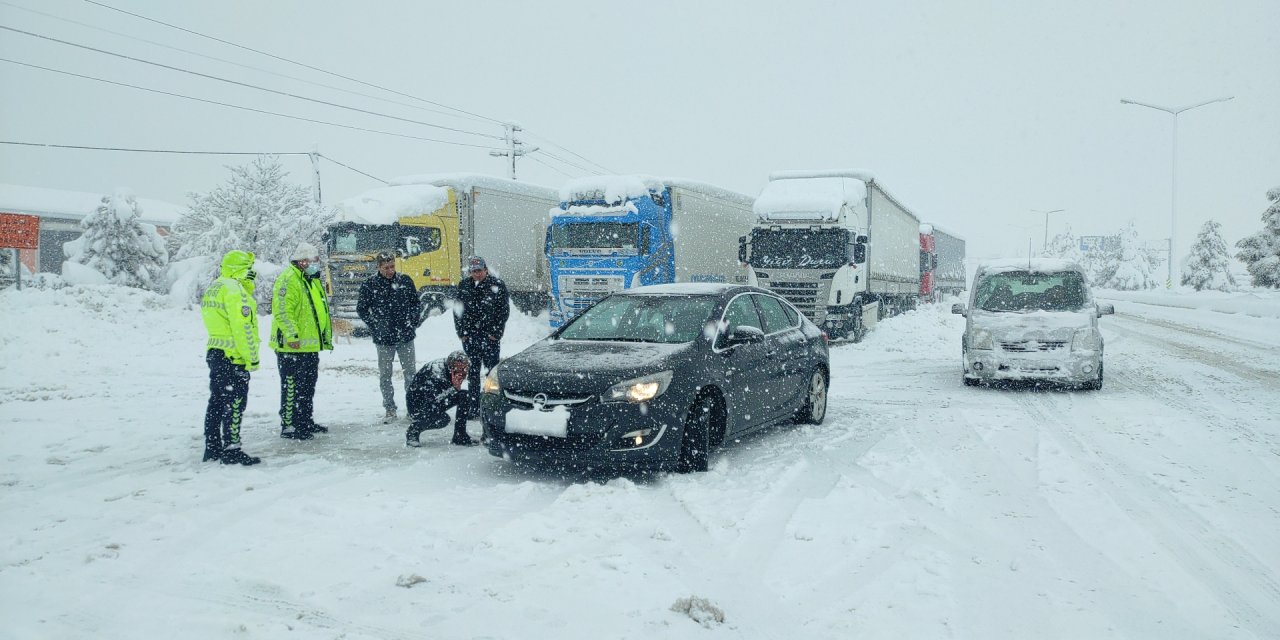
[481, 283, 829, 473]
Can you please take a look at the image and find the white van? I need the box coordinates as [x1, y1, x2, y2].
[952, 259, 1113, 390]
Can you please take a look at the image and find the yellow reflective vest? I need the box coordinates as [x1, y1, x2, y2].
[202, 276, 260, 370]
[271, 264, 334, 353]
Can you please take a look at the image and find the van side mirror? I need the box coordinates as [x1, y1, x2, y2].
[951, 303, 967, 316]
[1097, 303, 1115, 317]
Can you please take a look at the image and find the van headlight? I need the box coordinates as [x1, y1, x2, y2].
[481, 371, 501, 395]
[970, 329, 994, 350]
[606, 370, 673, 403]
[1072, 328, 1100, 351]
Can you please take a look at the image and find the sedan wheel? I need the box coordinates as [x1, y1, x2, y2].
[677, 394, 715, 473]
[797, 369, 828, 425]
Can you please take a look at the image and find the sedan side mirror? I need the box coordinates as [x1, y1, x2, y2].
[1097, 303, 1115, 317]
[725, 325, 765, 346]
[951, 303, 967, 316]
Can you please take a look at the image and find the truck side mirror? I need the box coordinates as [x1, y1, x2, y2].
[857, 235, 868, 244]
[951, 303, 967, 316]
[738, 236, 747, 263]
[853, 243, 866, 264]
[544, 228, 552, 256]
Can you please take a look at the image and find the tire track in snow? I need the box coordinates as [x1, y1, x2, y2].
[1022, 392, 1280, 638]
[1107, 314, 1280, 389]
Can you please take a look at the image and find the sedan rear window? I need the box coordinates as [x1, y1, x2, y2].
[560, 295, 718, 343]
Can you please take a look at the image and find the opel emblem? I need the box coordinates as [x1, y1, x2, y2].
[532, 393, 549, 412]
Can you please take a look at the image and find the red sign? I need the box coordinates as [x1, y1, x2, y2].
[0, 213, 40, 250]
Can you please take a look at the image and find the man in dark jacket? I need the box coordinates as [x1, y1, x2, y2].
[405, 351, 469, 447]
[357, 252, 421, 422]
[451, 255, 510, 446]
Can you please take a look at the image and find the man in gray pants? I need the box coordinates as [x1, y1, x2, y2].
[357, 252, 422, 422]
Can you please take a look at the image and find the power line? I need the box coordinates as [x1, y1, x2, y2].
[0, 57, 507, 150]
[0, 141, 388, 183]
[523, 129, 615, 174]
[0, 0, 487, 125]
[526, 155, 575, 179]
[0, 25, 504, 140]
[536, 149, 603, 176]
[84, 0, 507, 126]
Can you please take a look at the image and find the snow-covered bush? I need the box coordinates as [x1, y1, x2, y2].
[1235, 186, 1280, 289]
[62, 188, 169, 291]
[1043, 225, 1084, 264]
[1102, 221, 1159, 290]
[1182, 220, 1237, 291]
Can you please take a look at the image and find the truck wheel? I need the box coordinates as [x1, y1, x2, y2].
[795, 368, 828, 424]
[676, 394, 716, 473]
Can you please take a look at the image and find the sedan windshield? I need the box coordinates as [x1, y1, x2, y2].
[559, 295, 717, 343]
[974, 270, 1088, 312]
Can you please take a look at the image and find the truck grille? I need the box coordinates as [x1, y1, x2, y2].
[999, 340, 1067, 352]
[765, 281, 820, 312]
[329, 260, 376, 316]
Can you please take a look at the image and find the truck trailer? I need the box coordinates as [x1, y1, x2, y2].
[919, 223, 966, 302]
[547, 175, 756, 327]
[327, 174, 557, 327]
[740, 170, 921, 341]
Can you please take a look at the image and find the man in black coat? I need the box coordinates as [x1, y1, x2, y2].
[451, 255, 510, 445]
[405, 351, 469, 447]
[357, 252, 421, 422]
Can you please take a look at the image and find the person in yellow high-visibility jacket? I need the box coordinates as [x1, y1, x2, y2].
[270, 242, 334, 440]
[200, 250, 262, 465]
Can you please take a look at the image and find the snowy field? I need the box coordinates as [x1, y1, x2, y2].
[2, 285, 1279, 639]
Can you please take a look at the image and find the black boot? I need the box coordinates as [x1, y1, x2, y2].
[202, 448, 222, 462]
[451, 428, 476, 446]
[281, 427, 314, 440]
[221, 448, 261, 466]
[308, 423, 329, 434]
[406, 428, 422, 448]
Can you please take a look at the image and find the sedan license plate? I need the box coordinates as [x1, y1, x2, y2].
[505, 405, 569, 438]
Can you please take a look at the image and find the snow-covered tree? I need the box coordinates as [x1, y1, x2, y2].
[1078, 237, 1119, 288]
[62, 188, 169, 290]
[171, 155, 332, 265]
[1044, 225, 1083, 263]
[169, 156, 333, 304]
[1235, 186, 1280, 289]
[1182, 220, 1237, 291]
[1103, 221, 1159, 290]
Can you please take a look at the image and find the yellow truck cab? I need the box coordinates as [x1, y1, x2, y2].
[327, 175, 558, 330]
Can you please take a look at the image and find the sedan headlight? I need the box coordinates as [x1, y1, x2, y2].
[1071, 328, 1100, 351]
[606, 370, 673, 403]
[970, 329, 994, 350]
[481, 371, 501, 395]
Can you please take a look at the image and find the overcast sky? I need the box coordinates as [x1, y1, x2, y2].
[2, 0, 1277, 263]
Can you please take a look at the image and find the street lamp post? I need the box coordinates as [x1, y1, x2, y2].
[1031, 208, 1064, 255]
[1120, 96, 1233, 287]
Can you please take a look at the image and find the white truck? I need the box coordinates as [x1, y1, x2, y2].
[328, 174, 558, 325]
[740, 170, 922, 341]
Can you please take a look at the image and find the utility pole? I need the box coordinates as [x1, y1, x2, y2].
[489, 123, 537, 180]
[308, 144, 323, 209]
[1031, 208, 1064, 255]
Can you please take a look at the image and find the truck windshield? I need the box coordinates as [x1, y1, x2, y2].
[550, 222, 640, 253]
[559, 295, 717, 343]
[750, 227, 848, 269]
[974, 271, 1088, 312]
[328, 223, 441, 258]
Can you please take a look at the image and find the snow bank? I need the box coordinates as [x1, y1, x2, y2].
[1097, 288, 1280, 319]
[334, 184, 450, 225]
[60, 261, 109, 285]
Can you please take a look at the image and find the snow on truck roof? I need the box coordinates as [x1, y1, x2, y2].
[977, 258, 1084, 275]
[920, 222, 965, 240]
[389, 173, 558, 200]
[754, 171, 870, 221]
[559, 175, 753, 206]
[334, 184, 450, 225]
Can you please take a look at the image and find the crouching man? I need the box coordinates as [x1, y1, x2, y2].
[405, 351, 469, 448]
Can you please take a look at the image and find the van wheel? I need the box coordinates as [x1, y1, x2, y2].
[796, 369, 828, 424]
[676, 394, 716, 473]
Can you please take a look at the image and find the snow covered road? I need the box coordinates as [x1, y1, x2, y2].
[1, 286, 1278, 639]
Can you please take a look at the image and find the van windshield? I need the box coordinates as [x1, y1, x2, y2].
[974, 271, 1088, 312]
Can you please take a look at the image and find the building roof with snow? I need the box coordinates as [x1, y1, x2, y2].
[0, 183, 184, 226]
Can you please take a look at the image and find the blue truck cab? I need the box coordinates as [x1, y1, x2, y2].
[547, 176, 756, 327]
